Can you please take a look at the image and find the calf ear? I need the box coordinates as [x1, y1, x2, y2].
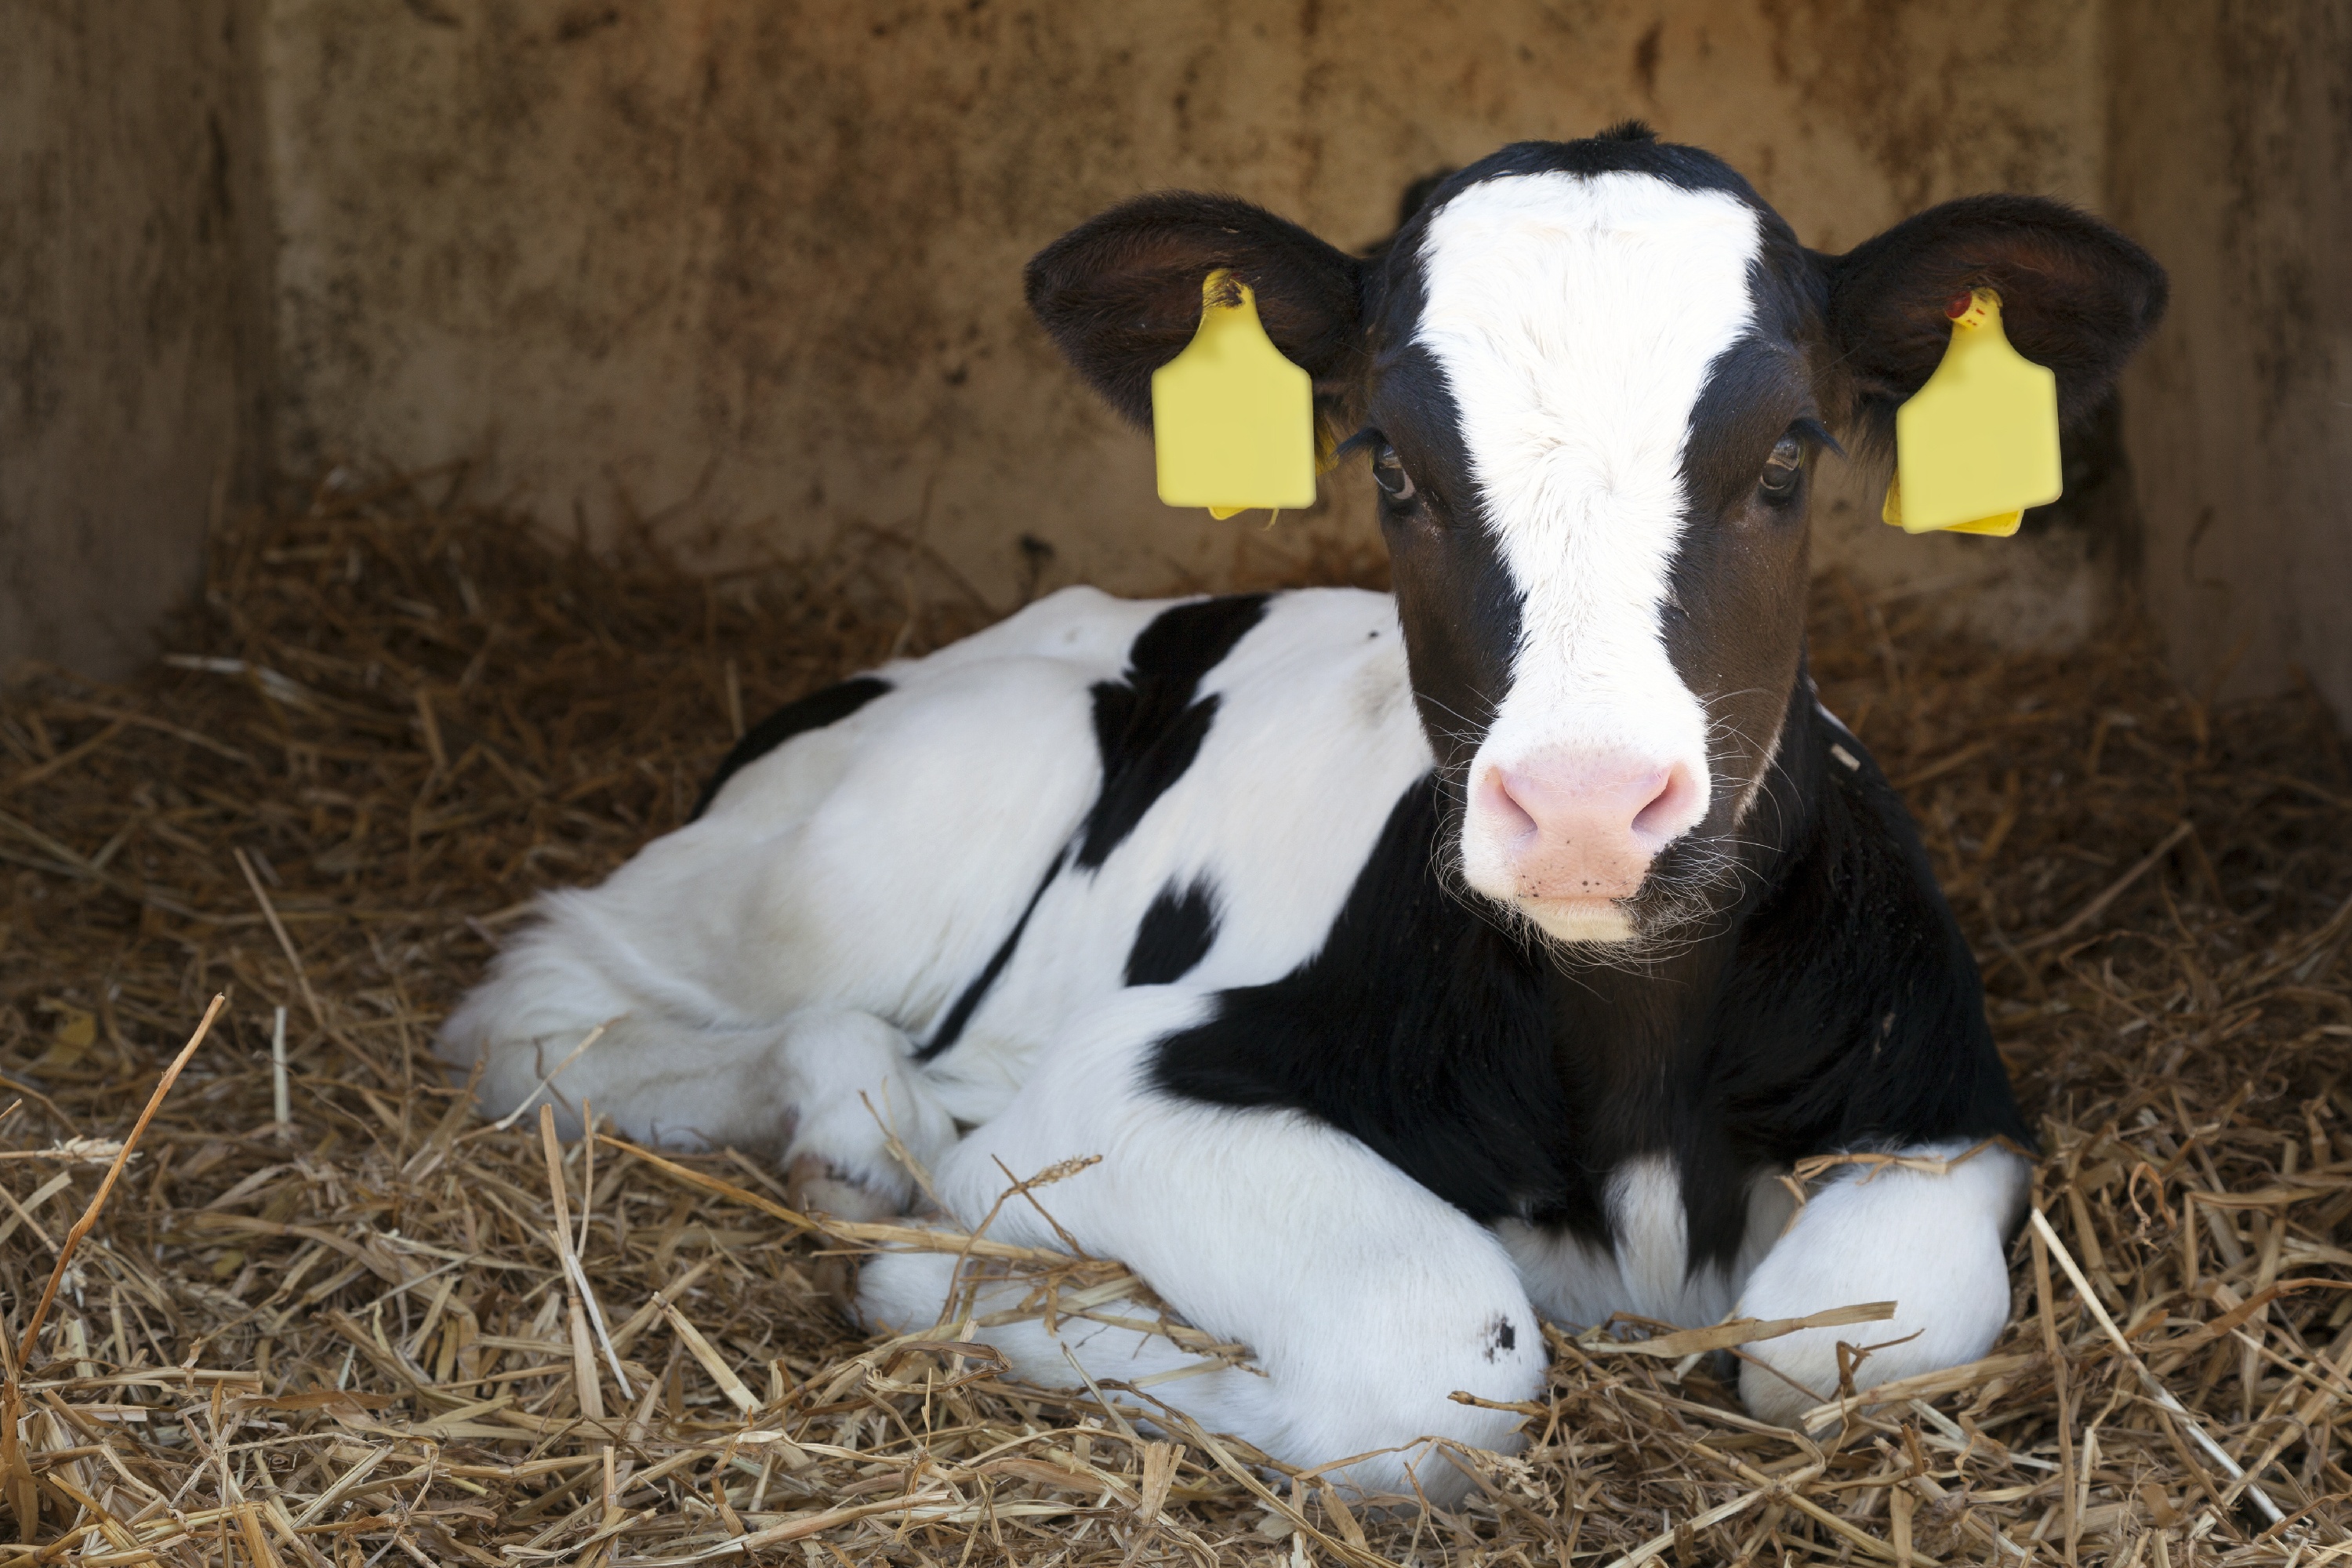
[1025, 194, 1364, 429]
[1820, 196, 2168, 457]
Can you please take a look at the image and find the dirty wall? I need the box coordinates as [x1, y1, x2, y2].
[0, 1, 267, 681]
[2108, 0, 2352, 712]
[5, 2, 2347, 719]
[257, 0, 2110, 634]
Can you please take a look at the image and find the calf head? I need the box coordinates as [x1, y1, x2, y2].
[1030, 125, 2165, 949]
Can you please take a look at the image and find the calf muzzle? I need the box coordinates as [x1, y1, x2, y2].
[1468, 752, 1706, 939]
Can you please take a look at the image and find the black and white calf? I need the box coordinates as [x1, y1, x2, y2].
[440, 127, 2164, 1500]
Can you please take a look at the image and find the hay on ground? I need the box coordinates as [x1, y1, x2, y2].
[0, 470, 2344, 1565]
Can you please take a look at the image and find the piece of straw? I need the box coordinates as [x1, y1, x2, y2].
[18, 993, 224, 1368]
[485, 1022, 611, 1134]
[2016, 820, 2194, 953]
[2027, 1208, 2285, 1526]
[540, 1105, 611, 1421]
[270, 1004, 290, 1131]
[234, 847, 324, 1031]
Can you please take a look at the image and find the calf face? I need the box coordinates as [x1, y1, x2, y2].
[1029, 125, 2164, 948]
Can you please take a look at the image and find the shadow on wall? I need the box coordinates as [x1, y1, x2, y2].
[6, 0, 2342, 713]
[252, 0, 2115, 625]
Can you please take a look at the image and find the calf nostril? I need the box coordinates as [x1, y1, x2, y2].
[1482, 768, 1540, 838]
[1630, 763, 1700, 843]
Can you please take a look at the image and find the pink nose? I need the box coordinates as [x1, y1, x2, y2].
[1478, 755, 1706, 900]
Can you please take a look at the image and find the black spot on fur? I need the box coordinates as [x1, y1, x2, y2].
[1152, 779, 1569, 1225]
[918, 854, 1065, 1062]
[689, 676, 891, 821]
[1076, 595, 1269, 869]
[920, 597, 1265, 1062]
[1124, 878, 1220, 986]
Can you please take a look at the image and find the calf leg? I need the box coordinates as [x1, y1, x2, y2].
[1734, 1142, 2031, 1425]
[859, 989, 1547, 1504]
[770, 1010, 957, 1220]
[859, 1249, 1270, 1392]
[442, 964, 952, 1218]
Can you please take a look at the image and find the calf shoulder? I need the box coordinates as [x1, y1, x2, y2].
[1706, 704, 2032, 1163]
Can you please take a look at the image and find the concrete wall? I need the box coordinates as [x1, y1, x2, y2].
[0, 1, 267, 680]
[256, 0, 2110, 628]
[2110, 0, 2352, 716]
[11, 2, 2347, 712]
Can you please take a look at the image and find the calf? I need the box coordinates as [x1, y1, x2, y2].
[440, 125, 2163, 1501]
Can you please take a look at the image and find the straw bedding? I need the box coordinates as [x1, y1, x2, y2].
[0, 471, 2345, 1566]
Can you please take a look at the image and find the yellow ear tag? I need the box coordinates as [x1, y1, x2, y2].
[1151, 270, 1317, 521]
[1881, 288, 2060, 538]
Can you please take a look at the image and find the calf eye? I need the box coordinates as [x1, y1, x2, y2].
[1371, 442, 1417, 502]
[1757, 434, 1804, 502]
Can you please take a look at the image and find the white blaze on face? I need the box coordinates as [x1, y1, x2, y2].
[1415, 172, 1764, 942]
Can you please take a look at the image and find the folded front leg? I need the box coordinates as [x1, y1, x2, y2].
[859, 989, 1548, 1505]
[441, 968, 952, 1220]
[772, 1009, 956, 1220]
[1734, 1140, 2031, 1425]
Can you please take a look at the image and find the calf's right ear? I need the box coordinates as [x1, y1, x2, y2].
[1025, 194, 1364, 430]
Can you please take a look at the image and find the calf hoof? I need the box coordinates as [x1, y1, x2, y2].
[798, 1249, 863, 1327]
[786, 1152, 901, 1223]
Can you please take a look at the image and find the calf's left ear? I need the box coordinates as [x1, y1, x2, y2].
[1026, 194, 1364, 430]
[1820, 196, 2168, 455]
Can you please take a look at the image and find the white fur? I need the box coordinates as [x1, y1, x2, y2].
[1497, 1160, 1795, 1333]
[858, 989, 1548, 1504]
[927, 591, 1432, 1120]
[1521, 901, 1638, 943]
[858, 1248, 1274, 1412]
[1609, 1155, 1696, 1319]
[1735, 1142, 2031, 1425]
[441, 585, 1431, 1203]
[1417, 172, 1762, 932]
[443, 578, 2025, 1471]
[768, 1011, 957, 1218]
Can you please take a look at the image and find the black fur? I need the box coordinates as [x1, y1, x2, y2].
[1153, 693, 2032, 1269]
[920, 854, 1065, 1062]
[688, 676, 892, 822]
[1364, 343, 1522, 775]
[1153, 777, 1564, 1222]
[1820, 196, 2169, 467]
[1398, 134, 1773, 219]
[1077, 594, 1270, 869]
[1025, 198, 1364, 430]
[924, 597, 1268, 1060]
[1124, 878, 1220, 986]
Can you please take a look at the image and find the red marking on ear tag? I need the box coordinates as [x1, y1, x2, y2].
[1945, 293, 1974, 320]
